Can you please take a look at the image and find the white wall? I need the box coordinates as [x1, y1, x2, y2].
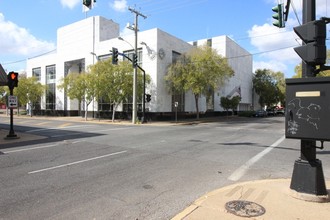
[26, 16, 253, 114]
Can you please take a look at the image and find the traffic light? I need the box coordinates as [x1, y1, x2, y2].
[272, 4, 284, 28]
[112, 47, 118, 65]
[83, 0, 92, 7]
[7, 71, 18, 89]
[133, 54, 138, 68]
[146, 94, 151, 102]
[294, 20, 326, 66]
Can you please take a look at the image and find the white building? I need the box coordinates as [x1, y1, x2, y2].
[26, 16, 253, 118]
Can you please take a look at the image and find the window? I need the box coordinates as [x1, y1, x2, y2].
[32, 67, 41, 81]
[46, 83, 56, 110]
[171, 51, 185, 112]
[46, 65, 56, 110]
[172, 51, 181, 63]
[46, 65, 56, 83]
[123, 48, 142, 66]
[193, 41, 197, 46]
[99, 54, 111, 61]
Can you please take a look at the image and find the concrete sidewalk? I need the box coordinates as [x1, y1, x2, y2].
[172, 179, 330, 220]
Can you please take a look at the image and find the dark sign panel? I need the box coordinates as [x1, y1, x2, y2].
[286, 77, 330, 141]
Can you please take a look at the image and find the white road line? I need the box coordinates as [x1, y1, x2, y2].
[4, 140, 85, 154]
[4, 143, 60, 153]
[28, 150, 127, 174]
[26, 125, 97, 133]
[228, 135, 285, 181]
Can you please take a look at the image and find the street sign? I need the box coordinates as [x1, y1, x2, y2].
[8, 95, 18, 108]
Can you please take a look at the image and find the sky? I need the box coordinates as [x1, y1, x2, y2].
[0, 0, 330, 78]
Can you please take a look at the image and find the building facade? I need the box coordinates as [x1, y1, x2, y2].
[26, 16, 253, 118]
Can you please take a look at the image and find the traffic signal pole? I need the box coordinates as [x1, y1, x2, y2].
[5, 72, 19, 139]
[289, 0, 328, 199]
[6, 87, 17, 138]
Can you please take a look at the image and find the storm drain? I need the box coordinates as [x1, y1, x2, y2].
[225, 200, 266, 217]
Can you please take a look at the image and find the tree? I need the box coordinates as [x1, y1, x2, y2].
[165, 44, 234, 119]
[89, 58, 151, 122]
[10, 76, 44, 116]
[270, 71, 285, 106]
[293, 50, 330, 78]
[58, 71, 96, 121]
[220, 95, 241, 115]
[253, 69, 285, 108]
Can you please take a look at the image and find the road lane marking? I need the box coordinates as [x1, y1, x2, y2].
[36, 121, 49, 126]
[58, 123, 72, 128]
[3, 140, 85, 154]
[26, 125, 97, 133]
[28, 150, 127, 174]
[4, 143, 60, 153]
[228, 135, 285, 181]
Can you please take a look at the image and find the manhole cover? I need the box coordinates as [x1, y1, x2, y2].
[225, 200, 266, 217]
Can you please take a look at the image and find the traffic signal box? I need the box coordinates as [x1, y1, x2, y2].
[7, 71, 18, 89]
[83, 0, 93, 7]
[286, 77, 330, 141]
[133, 54, 138, 68]
[146, 94, 151, 102]
[112, 47, 118, 65]
[272, 4, 285, 28]
[294, 20, 326, 66]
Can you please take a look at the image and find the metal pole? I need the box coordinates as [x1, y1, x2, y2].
[143, 69, 146, 123]
[290, 0, 328, 197]
[6, 88, 17, 138]
[128, 7, 147, 124]
[132, 14, 138, 124]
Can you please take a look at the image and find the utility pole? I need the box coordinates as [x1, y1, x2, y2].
[128, 7, 147, 124]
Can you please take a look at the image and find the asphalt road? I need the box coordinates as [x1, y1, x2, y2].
[0, 116, 329, 219]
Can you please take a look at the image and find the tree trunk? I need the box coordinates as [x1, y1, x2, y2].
[85, 100, 92, 121]
[194, 94, 199, 120]
[112, 103, 118, 123]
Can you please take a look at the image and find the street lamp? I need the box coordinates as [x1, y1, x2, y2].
[118, 36, 137, 123]
[119, 28, 138, 124]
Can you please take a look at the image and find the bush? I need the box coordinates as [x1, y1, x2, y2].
[238, 111, 255, 117]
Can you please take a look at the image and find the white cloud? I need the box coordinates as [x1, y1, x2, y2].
[247, 19, 301, 76]
[60, 0, 80, 9]
[253, 60, 288, 73]
[0, 13, 55, 57]
[110, 0, 128, 12]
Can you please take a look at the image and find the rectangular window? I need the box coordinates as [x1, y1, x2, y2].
[123, 48, 142, 66]
[99, 54, 111, 61]
[32, 67, 41, 81]
[46, 83, 56, 110]
[46, 65, 56, 83]
[172, 51, 181, 63]
[171, 51, 185, 112]
[46, 65, 56, 110]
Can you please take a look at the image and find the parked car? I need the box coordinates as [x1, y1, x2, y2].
[253, 110, 267, 117]
[266, 108, 276, 116]
[275, 108, 285, 115]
